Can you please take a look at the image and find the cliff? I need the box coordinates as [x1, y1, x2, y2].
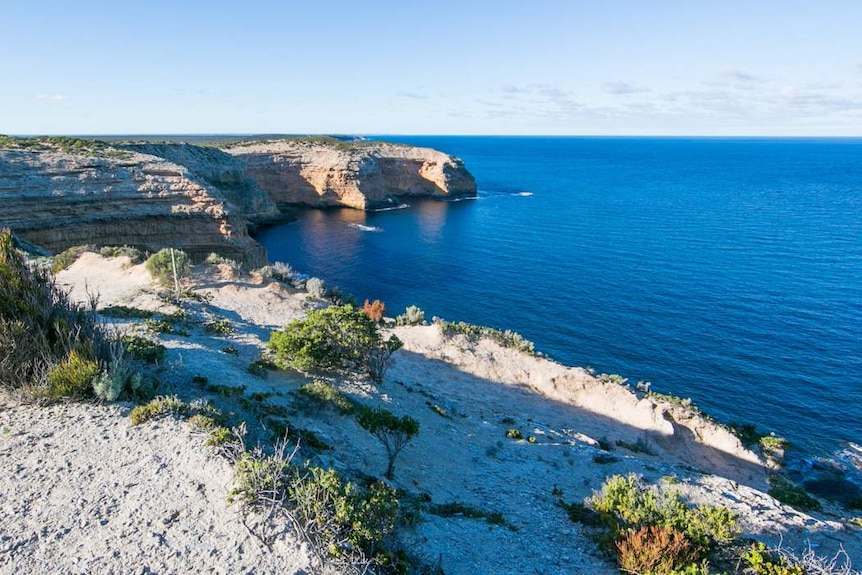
[0, 140, 275, 267]
[0, 137, 477, 262]
[226, 138, 478, 210]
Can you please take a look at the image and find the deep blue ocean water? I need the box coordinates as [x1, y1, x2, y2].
[256, 137, 862, 459]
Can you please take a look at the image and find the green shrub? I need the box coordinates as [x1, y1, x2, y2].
[247, 358, 274, 376]
[52, 245, 92, 273]
[428, 501, 515, 530]
[268, 304, 402, 383]
[92, 347, 147, 401]
[587, 474, 739, 564]
[298, 379, 355, 414]
[395, 305, 425, 326]
[205, 383, 246, 397]
[145, 248, 191, 286]
[120, 335, 165, 363]
[129, 395, 190, 425]
[767, 475, 821, 512]
[760, 433, 789, 453]
[99, 245, 145, 263]
[505, 428, 523, 440]
[743, 542, 804, 575]
[355, 406, 419, 479]
[188, 414, 233, 448]
[99, 305, 154, 319]
[0, 229, 110, 394]
[43, 350, 100, 400]
[204, 318, 233, 335]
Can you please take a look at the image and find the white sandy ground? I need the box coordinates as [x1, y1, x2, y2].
[0, 252, 859, 574]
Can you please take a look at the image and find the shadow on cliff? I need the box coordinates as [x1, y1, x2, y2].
[388, 349, 769, 491]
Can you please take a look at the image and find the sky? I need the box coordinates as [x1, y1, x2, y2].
[2, 1, 861, 136]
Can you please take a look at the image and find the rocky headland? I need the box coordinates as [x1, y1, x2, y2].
[0, 137, 477, 265]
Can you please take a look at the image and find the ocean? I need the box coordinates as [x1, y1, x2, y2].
[256, 136, 862, 462]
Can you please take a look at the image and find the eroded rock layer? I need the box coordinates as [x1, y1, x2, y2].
[227, 139, 477, 210]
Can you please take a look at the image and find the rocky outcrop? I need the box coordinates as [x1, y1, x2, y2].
[227, 139, 477, 210]
[0, 144, 275, 267]
[0, 137, 477, 264]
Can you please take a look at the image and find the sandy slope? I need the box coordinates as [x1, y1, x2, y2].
[1, 253, 857, 574]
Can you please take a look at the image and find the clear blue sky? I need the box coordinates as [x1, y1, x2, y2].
[2, 1, 860, 135]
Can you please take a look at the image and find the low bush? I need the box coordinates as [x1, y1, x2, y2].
[247, 357, 276, 377]
[268, 304, 402, 383]
[257, 261, 297, 284]
[432, 317, 535, 354]
[51, 245, 92, 273]
[92, 344, 148, 401]
[100, 305, 154, 319]
[743, 542, 805, 575]
[584, 474, 739, 572]
[42, 350, 100, 401]
[145, 248, 191, 286]
[615, 437, 657, 456]
[204, 317, 233, 335]
[362, 299, 386, 323]
[428, 501, 515, 531]
[768, 474, 821, 512]
[506, 428, 523, 440]
[616, 525, 702, 575]
[129, 395, 190, 425]
[760, 433, 789, 453]
[204, 252, 240, 268]
[355, 406, 419, 479]
[298, 379, 355, 414]
[0, 229, 111, 396]
[395, 305, 425, 326]
[99, 245, 145, 264]
[305, 277, 326, 298]
[120, 335, 165, 364]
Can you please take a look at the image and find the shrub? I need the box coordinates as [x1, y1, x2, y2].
[100, 305, 154, 319]
[616, 525, 701, 575]
[205, 252, 240, 268]
[51, 245, 92, 273]
[120, 335, 165, 364]
[768, 475, 821, 512]
[355, 406, 419, 479]
[743, 542, 804, 575]
[145, 248, 191, 286]
[92, 344, 147, 401]
[760, 433, 789, 453]
[428, 501, 515, 530]
[257, 261, 297, 284]
[247, 358, 275, 376]
[99, 245, 145, 264]
[362, 299, 386, 323]
[204, 318, 233, 335]
[298, 379, 355, 414]
[587, 474, 739, 565]
[305, 277, 326, 298]
[268, 304, 402, 383]
[395, 305, 425, 326]
[128, 395, 190, 425]
[506, 428, 523, 439]
[0, 229, 110, 395]
[433, 318, 535, 354]
[43, 350, 100, 400]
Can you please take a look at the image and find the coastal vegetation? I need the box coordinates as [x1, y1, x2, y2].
[432, 317, 535, 354]
[268, 304, 402, 383]
[355, 406, 420, 479]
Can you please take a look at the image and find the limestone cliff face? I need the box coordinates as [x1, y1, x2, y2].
[0, 137, 478, 264]
[227, 139, 478, 210]
[0, 144, 276, 267]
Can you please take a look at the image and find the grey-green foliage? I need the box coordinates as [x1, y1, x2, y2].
[305, 277, 326, 298]
[432, 317, 535, 354]
[355, 406, 420, 479]
[92, 344, 146, 401]
[395, 305, 425, 326]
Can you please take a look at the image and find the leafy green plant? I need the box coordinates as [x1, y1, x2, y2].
[99, 245, 145, 263]
[355, 406, 420, 479]
[120, 335, 165, 363]
[298, 379, 355, 414]
[204, 317, 233, 335]
[743, 542, 804, 575]
[145, 248, 191, 287]
[506, 428, 523, 440]
[247, 357, 276, 377]
[42, 350, 100, 400]
[268, 304, 402, 383]
[129, 395, 190, 425]
[760, 433, 789, 453]
[767, 475, 821, 512]
[51, 245, 92, 273]
[99, 305, 154, 319]
[204, 252, 240, 268]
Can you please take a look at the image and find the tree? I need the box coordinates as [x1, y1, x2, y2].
[355, 406, 419, 479]
[268, 304, 402, 382]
